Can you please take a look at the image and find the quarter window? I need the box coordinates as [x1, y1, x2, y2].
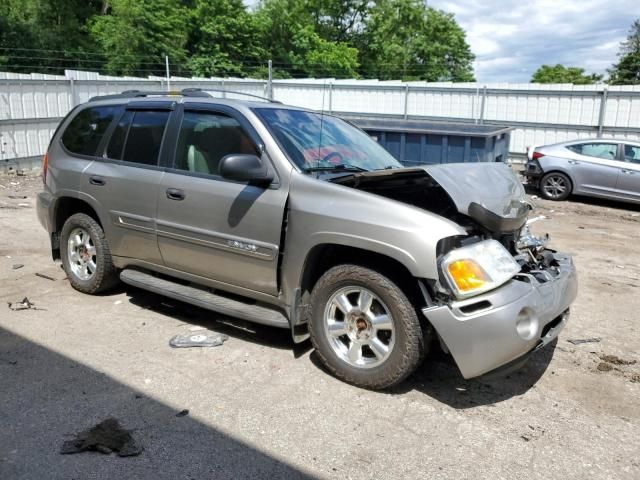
[61, 106, 117, 156]
[105, 110, 170, 165]
[566, 143, 618, 160]
[624, 145, 640, 164]
[174, 111, 258, 175]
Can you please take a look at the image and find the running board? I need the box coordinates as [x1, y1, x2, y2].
[120, 269, 289, 329]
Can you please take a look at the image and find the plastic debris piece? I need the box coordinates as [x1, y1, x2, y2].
[8, 195, 27, 199]
[12, 264, 24, 270]
[35, 272, 56, 281]
[567, 338, 601, 345]
[188, 326, 207, 332]
[8, 297, 37, 311]
[60, 418, 142, 457]
[169, 332, 228, 348]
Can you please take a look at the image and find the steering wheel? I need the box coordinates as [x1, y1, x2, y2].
[321, 151, 344, 164]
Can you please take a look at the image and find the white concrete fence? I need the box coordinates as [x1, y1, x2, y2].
[1, 69, 640, 169]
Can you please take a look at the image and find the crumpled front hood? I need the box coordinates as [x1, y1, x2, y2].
[332, 162, 529, 233]
[423, 162, 529, 231]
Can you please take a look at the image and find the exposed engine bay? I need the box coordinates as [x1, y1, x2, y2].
[331, 163, 561, 292]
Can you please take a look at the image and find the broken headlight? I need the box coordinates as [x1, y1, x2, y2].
[441, 240, 521, 299]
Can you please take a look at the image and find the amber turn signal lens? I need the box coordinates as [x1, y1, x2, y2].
[447, 259, 488, 292]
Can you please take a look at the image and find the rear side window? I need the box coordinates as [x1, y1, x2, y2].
[624, 145, 640, 163]
[61, 106, 117, 156]
[566, 143, 618, 160]
[105, 110, 170, 165]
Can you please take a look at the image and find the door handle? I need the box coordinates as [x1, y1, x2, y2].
[568, 160, 580, 165]
[621, 169, 635, 174]
[166, 188, 186, 201]
[89, 175, 106, 186]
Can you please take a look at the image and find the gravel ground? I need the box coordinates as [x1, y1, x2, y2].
[0, 174, 639, 479]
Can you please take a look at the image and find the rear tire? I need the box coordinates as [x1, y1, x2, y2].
[60, 213, 119, 294]
[308, 264, 425, 389]
[539, 172, 572, 201]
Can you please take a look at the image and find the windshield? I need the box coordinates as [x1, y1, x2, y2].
[254, 108, 402, 172]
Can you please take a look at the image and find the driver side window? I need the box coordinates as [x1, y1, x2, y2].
[174, 111, 259, 176]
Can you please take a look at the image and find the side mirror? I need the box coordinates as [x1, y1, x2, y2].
[219, 154, 274, 185]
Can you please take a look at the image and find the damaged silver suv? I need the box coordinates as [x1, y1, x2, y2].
[37, 89, 578, 389]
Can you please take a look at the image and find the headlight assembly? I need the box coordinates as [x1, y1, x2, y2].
[441, 240, 521, 299]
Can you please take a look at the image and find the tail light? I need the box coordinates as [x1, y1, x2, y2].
[531, 151, 544, 160]
[42, 151, 49, 184]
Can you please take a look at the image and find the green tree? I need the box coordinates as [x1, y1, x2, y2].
[0, 0, 102, 73]
[186, 0, 266, 77]
[531, 64, 603, 84]
[90, 0, 188, 76]
[609, 19, 640, 85]
[358, 0, 474, 81]
[304, 0, 370, 42]
[254, 0, 360, 78]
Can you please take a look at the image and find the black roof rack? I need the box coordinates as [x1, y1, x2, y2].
[89, 87, 280, 103]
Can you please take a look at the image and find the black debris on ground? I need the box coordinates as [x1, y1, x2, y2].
[35, 272, 56, 281]
[12, 264, 24, 269]
[175, 409, 189, 417]
[60, 418, 142, 457]
[567, 338, 601, 345]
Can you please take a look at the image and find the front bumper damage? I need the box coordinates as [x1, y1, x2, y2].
[423, 252, 577, 379]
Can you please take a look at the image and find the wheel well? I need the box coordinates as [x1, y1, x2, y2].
[51, 197, 102, 259]
[299, 244, 426, 308]
[541, 170, 574, 192]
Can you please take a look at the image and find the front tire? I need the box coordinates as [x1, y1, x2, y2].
[308, 264, 425, 389]
[539, 172, 572, 201]
[60, 213, 119, 294]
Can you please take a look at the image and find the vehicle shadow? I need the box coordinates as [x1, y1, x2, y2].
[397, 340, 557, 408]
[117, 285, 553, 407]
[309, 339, 556, 408]
[0, 326, 314, 479]
[122, 284, 313, 358]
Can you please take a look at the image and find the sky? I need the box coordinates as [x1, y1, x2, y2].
[428, 0, 639, 83]
[244, 1, 639, 83]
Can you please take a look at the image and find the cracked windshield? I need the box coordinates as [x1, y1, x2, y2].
[255, 108, 402, 173]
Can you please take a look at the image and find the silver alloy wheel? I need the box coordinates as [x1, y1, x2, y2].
[67, 227, 97, 281]
[542, 175, 568, 199]
[323, 286, 395, 369]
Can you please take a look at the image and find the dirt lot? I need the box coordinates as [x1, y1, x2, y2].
[1, 173, 639, 479]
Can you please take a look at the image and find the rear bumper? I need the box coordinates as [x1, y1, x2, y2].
[522, 162, 543, 182]
[423, 252, 577, 379]
[36, 190, 54, 233]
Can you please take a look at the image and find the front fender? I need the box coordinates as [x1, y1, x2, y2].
[280, 172, 465, 308]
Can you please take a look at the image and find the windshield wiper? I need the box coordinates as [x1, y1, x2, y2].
[303, 164, 369, 173]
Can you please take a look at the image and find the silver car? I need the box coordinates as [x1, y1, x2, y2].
[524, 139, 640, 203]
[37, 89, 577, 389]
